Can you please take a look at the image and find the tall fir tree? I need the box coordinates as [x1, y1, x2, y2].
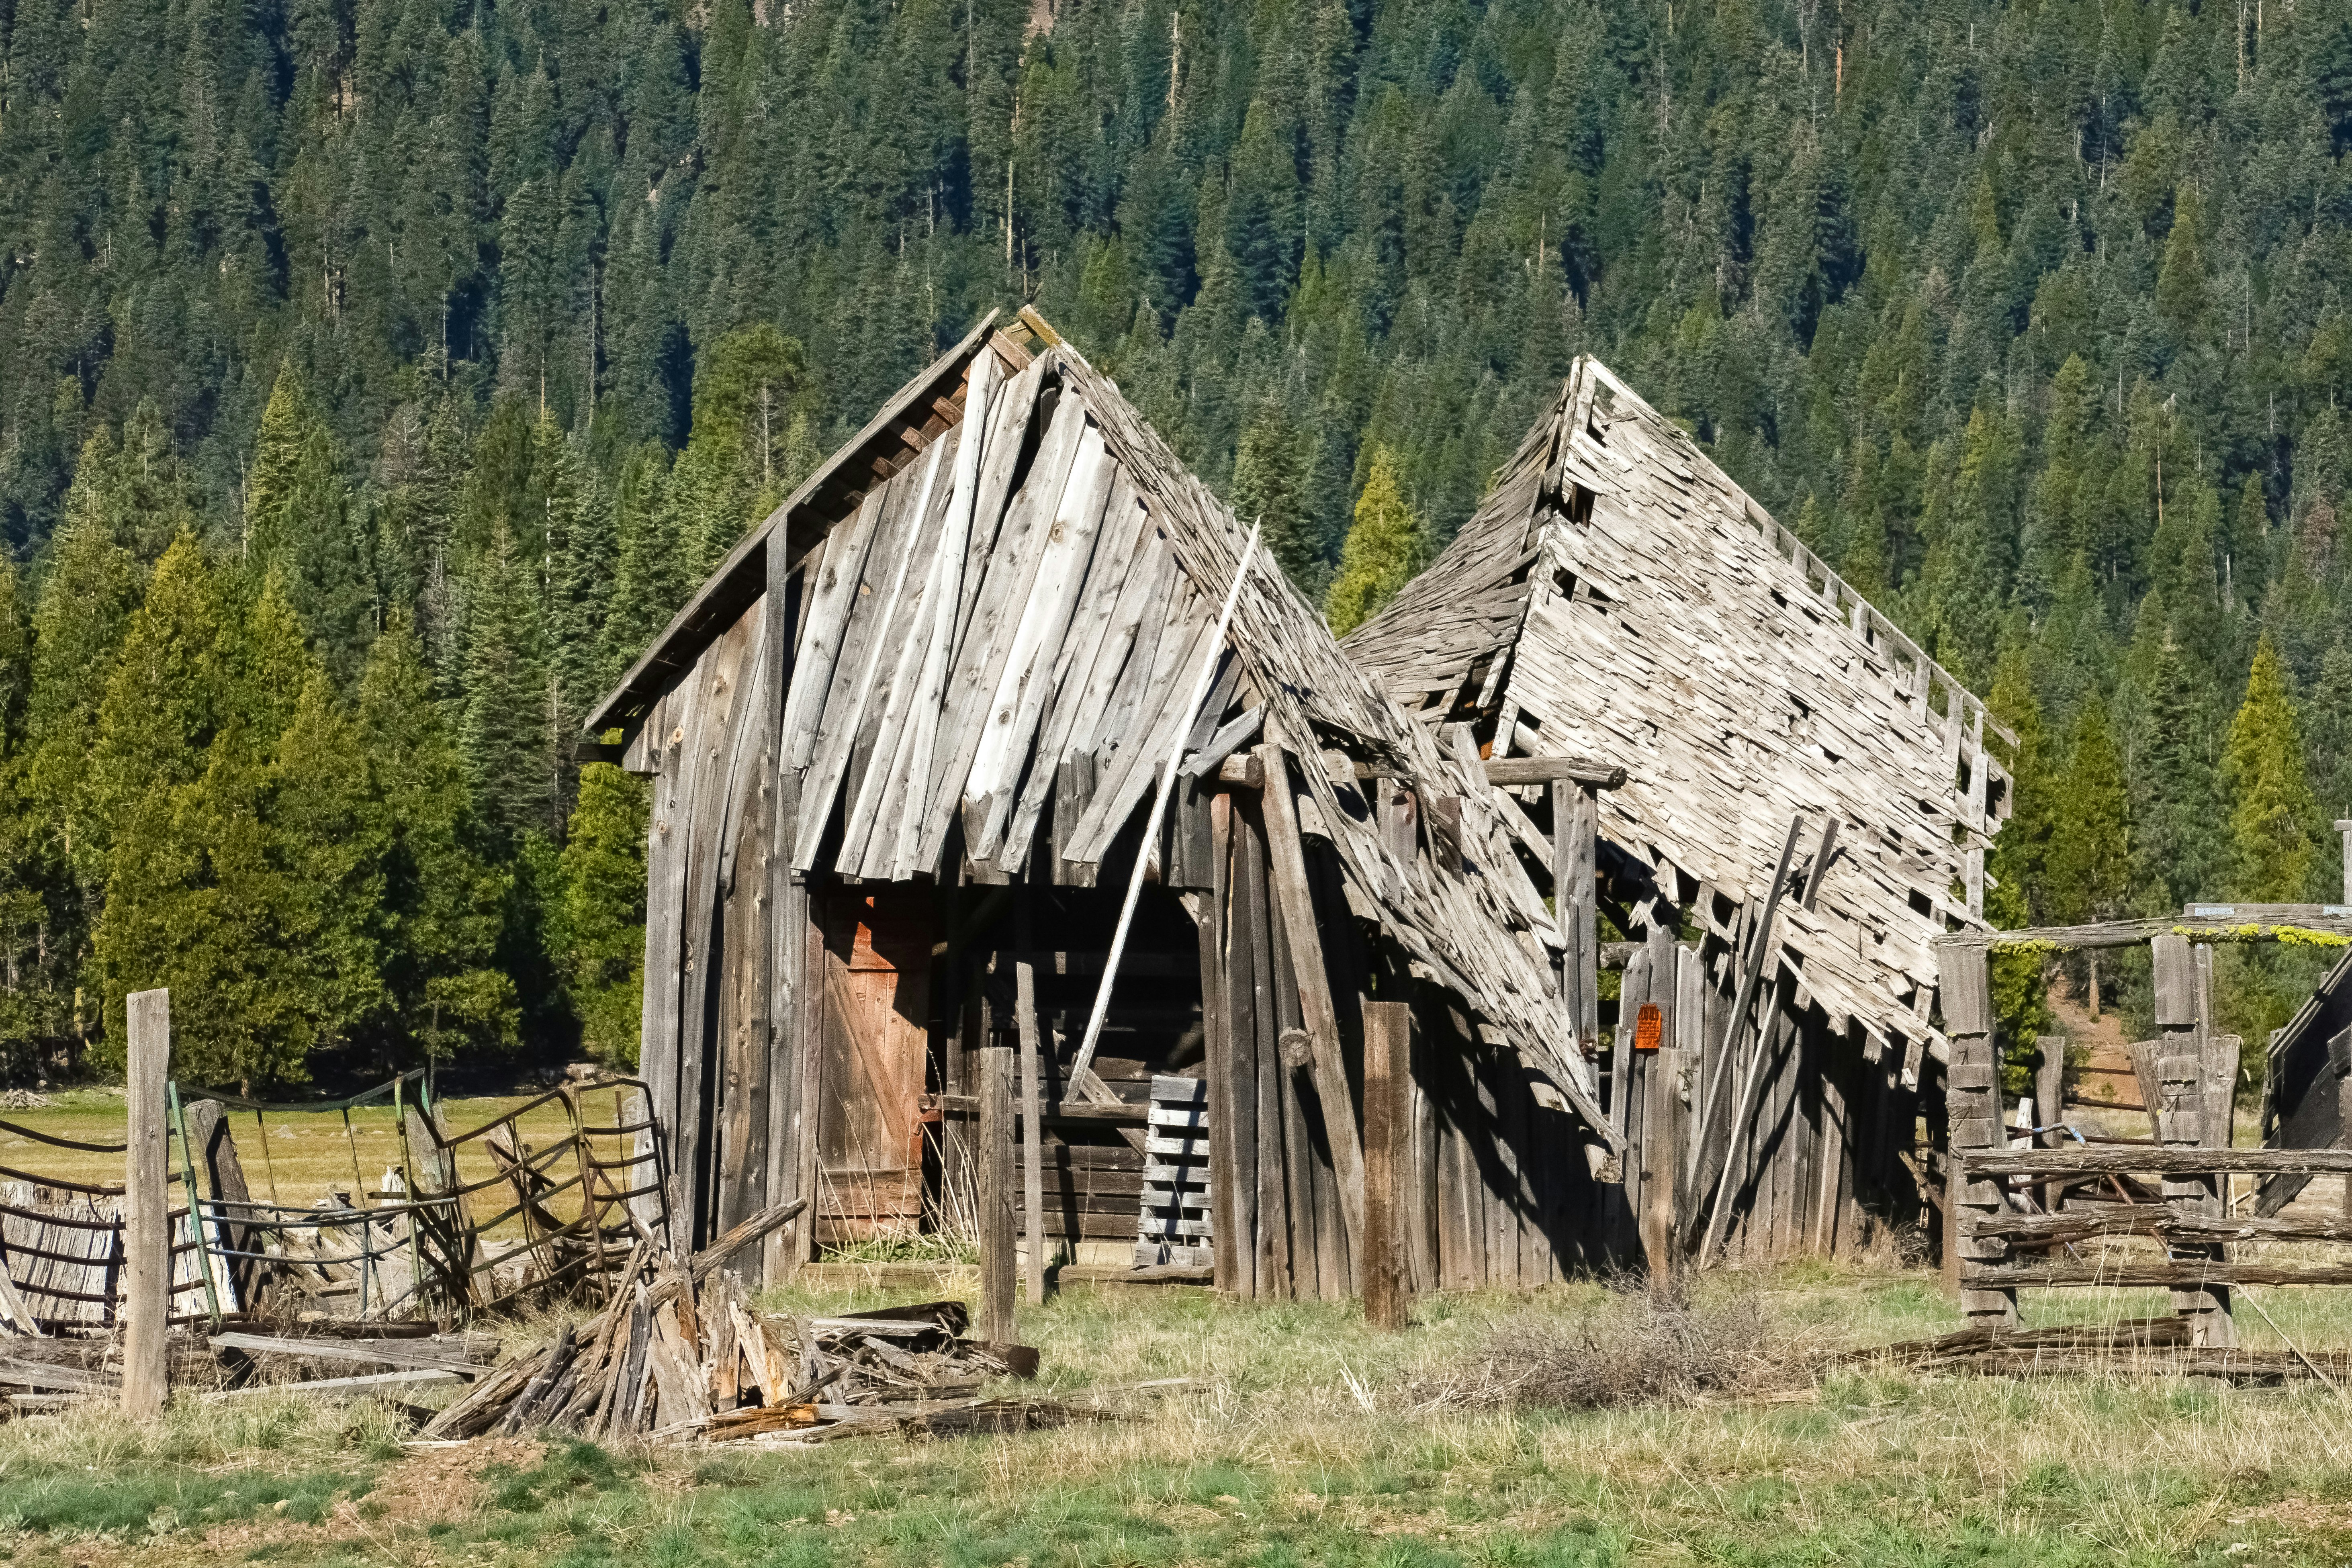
[358, 615, 517, 1063]
[1230, 398, 1318, 595]
[548, 763, 647, 1067]
[1325, 446, 1424, 636]
[457, 524, 555, 850]
[2222, 638, 2318, 902]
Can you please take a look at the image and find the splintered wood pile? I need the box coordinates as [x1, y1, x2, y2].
[415, 1193, 1074, 1446]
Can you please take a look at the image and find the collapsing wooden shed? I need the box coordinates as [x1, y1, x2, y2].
[582, 311, 1638, 1298]
[1344, 355, 2012, 1262]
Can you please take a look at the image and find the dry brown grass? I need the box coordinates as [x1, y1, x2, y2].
[1413, 1276, 1784, 1411]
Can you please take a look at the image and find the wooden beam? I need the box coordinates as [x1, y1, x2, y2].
[1939, 913, 2352, 951]
[977, 1047, 1016, 1345]
[1254, 741, 1368, 1249]
[123, 988, 170, 1421]
[1477, 755, 1628, 789]
[1015, 962, 1046, 1308]
[1963, 1146, 2352, 1177]
[1344, 755, 1627, 789]
[1361, 1000, 1409, 1329]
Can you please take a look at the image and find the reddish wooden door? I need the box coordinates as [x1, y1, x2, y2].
[816, 889, 933, 1242]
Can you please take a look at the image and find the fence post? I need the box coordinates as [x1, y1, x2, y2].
[2155, 934, 2233, 1347]
[1361, 1000, 1410, 1330]
[123, 988, 171, 1420]
[1942, 948, 2018, 1329]
[977, 1046, 1015, 1345]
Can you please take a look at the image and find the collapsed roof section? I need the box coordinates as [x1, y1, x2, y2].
[585, 311, 1613, 1143]
[1344, 356, 2011, 1067]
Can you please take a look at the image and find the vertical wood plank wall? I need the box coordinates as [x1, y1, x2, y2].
[633, 590, 1934, 1289]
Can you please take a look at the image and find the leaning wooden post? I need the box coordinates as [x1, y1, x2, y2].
[2153, 934, 2233, 1347]
[1361, 1000, 1409, 1329]
[1941, 948, 2018, 1328]
[1253, 738, 1368, 1249]
[2338, 818, 2352, 906]
[123, 988, 172, 1420]
[976, 1045, 1016, 1345]
[2035, 1034, 2068, 1229]
[1014, 963, 1047, 1306]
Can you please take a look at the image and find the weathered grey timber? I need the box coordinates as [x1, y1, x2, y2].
[1344, 355, 2008, 1068]
[586, 312, 1614, 1297]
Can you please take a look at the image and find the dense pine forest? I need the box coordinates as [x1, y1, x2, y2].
[2, 0, 2350, 1084]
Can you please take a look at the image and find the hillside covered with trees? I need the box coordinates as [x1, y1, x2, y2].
[2, 0, 2350, 1082]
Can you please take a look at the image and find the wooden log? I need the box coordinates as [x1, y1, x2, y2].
[1252, 740, 1367, 1250]
[1475, 755, 1628, 789]
[1966, 1146, 2352, 1177]
[1015, 962, 1046, 1307]
[1361, 1000, 1409, 1329]
[1963, 1261, 2352, 1289]
[123, 988, 170, 1420]
[1963, 1208, 2352, 1246]
[1553, 780, 1599, 1055]
[977, 1047, 1016, 1344]
[1937, 913, 2352, 952]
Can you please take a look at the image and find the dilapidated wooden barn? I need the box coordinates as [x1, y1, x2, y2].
[583, 311, 1649, 1298]
[1345, 355, 2012, 1261]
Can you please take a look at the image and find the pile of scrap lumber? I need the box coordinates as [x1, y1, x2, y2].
[1859, 1317, 2352, 1384]
[422, 1197, 1064, 1446]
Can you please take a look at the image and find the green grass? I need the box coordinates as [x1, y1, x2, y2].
[11, 1267, 2352, 1564]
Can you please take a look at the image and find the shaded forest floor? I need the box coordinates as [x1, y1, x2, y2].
[4, 1266, 2352, 1564]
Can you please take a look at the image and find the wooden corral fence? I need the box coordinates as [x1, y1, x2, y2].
[172, 1075, 669, 1323]
[0, 1114, 216, 1332]
[1937, 913, 2352, 1341]
[1955, 1146, 2352, 1349]
[0, 1067, 669, 1337]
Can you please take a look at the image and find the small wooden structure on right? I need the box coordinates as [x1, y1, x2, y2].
[1344, 355, 2015, 1265]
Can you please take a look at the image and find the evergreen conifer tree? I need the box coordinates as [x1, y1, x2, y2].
[457, 524, 554, 849]
[358, 615, 517, 1063]
[1231, 398, 1318, 594]
[1325, 446, 1424, 636]
[549, 763, 647, 1066]
[2222, 637, 2318, 902]
[2047, 697, 2132, 926]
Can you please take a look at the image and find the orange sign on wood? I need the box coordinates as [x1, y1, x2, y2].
[1634, 1003, 1663, 1051]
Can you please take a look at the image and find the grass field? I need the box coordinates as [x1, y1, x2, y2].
[0, 1263, 2350, 1565]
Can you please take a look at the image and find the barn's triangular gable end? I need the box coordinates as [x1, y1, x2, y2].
[1346, 356, 2013, 1066]
[589, 313, 1618, 1145]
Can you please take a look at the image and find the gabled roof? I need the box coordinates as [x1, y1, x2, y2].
[587, 313, 1616, 1144]
[1345, 356, 2011, 1063]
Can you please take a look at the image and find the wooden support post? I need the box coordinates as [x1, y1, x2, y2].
[1942, 949, 2019, 1327]
[1361, 1000, 1409, 1329]
[2154, 935, 2233, 1347]
[1253, 741, 1367, 1249]
[123, 988, 171, 1421]
[1015, 962, 1046, 1306]
[976, 1045, 1015, 1345]
[2035, 1034, 2067, 1226]
[1641, 1047, 1689, 1288]
[1552, 781, 1599, 1055]
[2338, 819, 2352, 907]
